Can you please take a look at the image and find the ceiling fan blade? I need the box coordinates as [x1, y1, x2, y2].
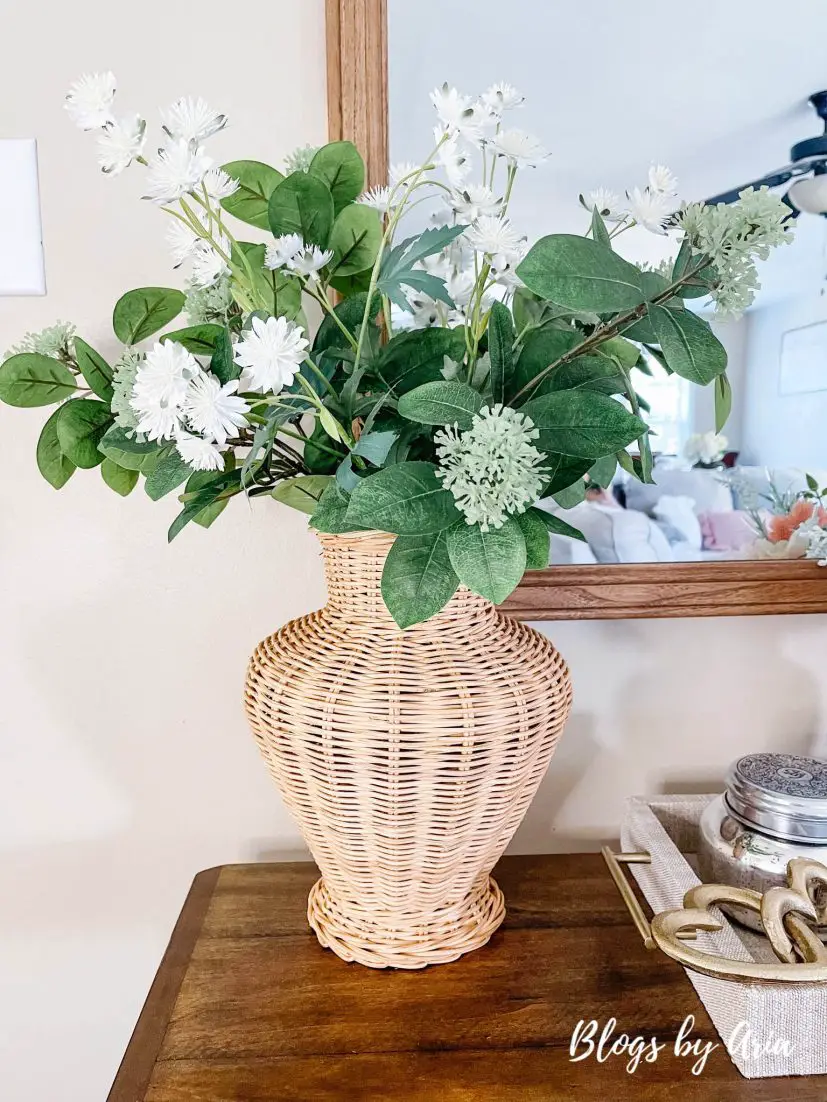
[704, 167, 797, 206]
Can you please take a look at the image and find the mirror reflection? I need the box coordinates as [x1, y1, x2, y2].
[388, 0, 827, 565]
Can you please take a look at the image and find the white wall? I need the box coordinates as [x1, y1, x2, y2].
[3, 7, 827, 1102]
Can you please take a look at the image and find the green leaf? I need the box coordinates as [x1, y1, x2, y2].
[542, 354, 626, 396]
[346, 461, 462, 535]
[219, 160, 284, 229]
[377, 225, 466, 312]
[552, 480, 587, 509]
[536, 510, 587, 542]
[590, 206, 612, 249]
[446, 518, 527, 604]
[381, 531, 460, 628]
[161, 324, 224, 356]
[509, 328, 582, 402]
[113, 287, 186, 345]
[98, 425, 162, 473]
[587, 454, 618, 488]
[521, 390, 648, 460]
[193, 499, 229, 528]
[543, 453, 593, 494]
[310, 481, 363, 534]
[56, 399, 112, 468]
[210, 328, 237, 385]
[352, 430, 398, 466]
[487, 301, 514, 406]
[36, 407, 76, 489]
[714, 372, 733, 433]
[312, 292, 376, 358]
[0, 354, 77, 407]
[397, 380, 483, 429]
[600, 336, 640, 369]
[516, 235, 645, 313]
[169, 471, 241, 542]
[267, 171, 334, 248]
[308, 142, 365, 214]
[516, 510, 550, 569]
[649, 305, 727, 385]
[271, 474, 333, 514]
[101, 458, 138, 496]
[74, 338, 113, 403]
[328, 204, 382, 276]
[376, 328, 466, 394]
[145, 451, 192, 500]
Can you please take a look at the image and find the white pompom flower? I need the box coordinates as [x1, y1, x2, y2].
[130, 340, 201, 441]
[357, 186, 393, 214]
[182, 374, 249, 446]
[160, 97, 226, 144]
[465, 215, 526, 262]
[189, 240, 230, 288]
[175, 430, 225, 471]
[481, 82, 524, 117]
[97, 114, 146, 175]
[265, 233, 304, 271]
[286, 244, 333, 280]
[648, 164, 678, 196]
[144, 139, 213, 204]
[65, 72, 117, 130]
[627, 185, 677, 235]
[203, 166, 239, 200]
[430, 84, 483, 137]
[584, 188, 625, 222]
[450, 185, 501, 222]
[233, 315, 309, 395]
[487, 129, 548, 168]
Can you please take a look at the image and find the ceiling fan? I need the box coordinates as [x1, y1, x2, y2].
[706, 91, 827, 215]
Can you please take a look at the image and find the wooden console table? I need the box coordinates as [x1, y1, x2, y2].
[109, 854, 823, 1100]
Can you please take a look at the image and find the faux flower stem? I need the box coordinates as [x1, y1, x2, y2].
[300, 281, 358, 351]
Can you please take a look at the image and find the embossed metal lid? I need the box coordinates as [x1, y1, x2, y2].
[725, 753, 827, 843]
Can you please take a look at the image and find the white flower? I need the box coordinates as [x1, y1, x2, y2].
[436, 130, 471, 188]
[110, 349, 142, 431]
[130, 340, 201, 440]
[584, 188, 625, 222]
[160, 97, 226, 143]
[804, 522, 827, 567]
[684, 431, 728, 466]
[182, 374, 249, 445]
[481, 82, 524, 117]
[435, 404, 547, 532]
[167, 219, 200, 265]
[233, 315, 309, 394]
[144, 139, 213, 203]
[284, 145, 319, 174]
[648, 164, 678, 196]
[65, 72, 116, 130]
[190, 240, 230, 288]
[450, 184, 501, 222]
[203, 166, 239, 200]
[465, 215, 526, 260]
[96, 114, 146, 175]
[627, 186, 676, 235]
[175, 430, 225, 471]
[430, 84, 481, 136]
[357, 186, 393, 213]
[286, 245, 334, 279]
[487, 129, 548, 168]
[264, 233, 304, 270]
[389, 161, 420, 194]
[8, 321, 75, 359]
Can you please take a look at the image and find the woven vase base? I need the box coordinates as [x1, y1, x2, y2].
[307, 876, 507, 970]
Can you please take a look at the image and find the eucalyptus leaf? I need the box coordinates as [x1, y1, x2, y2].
[381, 531, 459, 628]
[516, 510, 550, 569]
[74, 338, 113, 403]
[309, 481, 360, 533]
[517, 235, 645, 313]
[589, 206, 612, 249]
[161, 324, 224, 356]
[552, 479, 587, 509]
[397, 380, 483, 429]
[267, 171, 334, 248]
[36, 408, 75, 489]
[271, 474, 333, 514]
[535, 510, 587, 542]
[587, 454, 618, 488]
[328, 204, 382, 276]
[487, 301, 514, 406]
[446, 518, 527, 604]
[346, 461, 462, 535]
[219, 160, 283, 229]
[112, 287, 185, 345]
[375, 328, 466, 394]
[543, 453, 593, 494]
[521, 390, 648, 459]
[145, 451, 192, 500]
[101, 458, 138, 497]
[308, 142, 365, 214]
[210, 328, 237, 385]
[649, 306, 727, 385]
[0, 354, 77, 407]
[56, 399, 112, 468]
[715, 372, 733, 433]
[98, 425, 162, 473]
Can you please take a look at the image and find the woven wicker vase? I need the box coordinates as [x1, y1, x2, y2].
[244, 530, 572, 969]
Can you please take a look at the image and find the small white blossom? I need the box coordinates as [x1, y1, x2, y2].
[684, 431, 728, 466]
[481, 82, 524, 117]
[185, 276, 234, 325]
[357, 186, 393, 213]
[264, 233, 304, 270]
[144, 139, 213, 203]
[627, 185, 676, 235]
[8, 321, 75, 359]
[436, 130, 471, 188]
[110, 349, 142, 431]
[430, 84, 482, 136]
[189, 240, 230, 288]
[487, 129, 547, 168]
[65, 72, 116, 130]
[175, 430, 225, 471]
[284, 145, 319, 174]
[166, 219, 200, 265]
[203, 166, 239, 200]
[286, 244, 334, 279]
[465, 215, 526, 261]
[161, 97, 226, 143]
[233, 315, 309, 394]
[130, 340, 201, 440]
[182, 374, 249, 445]
[436, 404, 547, 532]
[584, 188, 625, 222]
[450, 184, 501, 222]
[648, 164, 678, 196]
[96, 114, 146, 175]
[389, 162, 420, 195]
[804, 522, 827, 567]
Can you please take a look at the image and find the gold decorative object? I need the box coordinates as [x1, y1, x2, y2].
[602, 847, 827, 983]
[244, 530, 573, 969]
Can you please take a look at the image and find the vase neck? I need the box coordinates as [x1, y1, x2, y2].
[315, 530, 493, 631]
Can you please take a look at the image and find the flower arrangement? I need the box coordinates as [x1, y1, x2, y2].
[0, 76, 795, 626]
[684, 430, 728, 468]
[735, 473, 827, 564]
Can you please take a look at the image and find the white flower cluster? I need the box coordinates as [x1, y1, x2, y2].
[583, 164, 679, 235]
[677, 187, 794, 315]
[65, 72, 146, 175]
[804, 522, 827, 567]
[684, 431, 728, 466]
[435, 404, 547, 531]
[7, 320, 75, 360]
[265, 234, 333, 280]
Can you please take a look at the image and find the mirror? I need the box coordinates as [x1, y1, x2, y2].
[386, 0, 827, 568]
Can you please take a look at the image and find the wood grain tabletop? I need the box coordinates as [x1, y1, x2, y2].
[107, 854, 824, 1100]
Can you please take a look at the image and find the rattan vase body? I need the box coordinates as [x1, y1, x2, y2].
[244, 530, 572, 969]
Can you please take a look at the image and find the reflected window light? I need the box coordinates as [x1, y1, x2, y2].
[632, 349, 691, 457]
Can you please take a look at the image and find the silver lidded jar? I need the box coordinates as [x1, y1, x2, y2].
[698, 752, 827, 933]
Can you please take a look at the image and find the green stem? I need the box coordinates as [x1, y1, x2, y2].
[301, 356, 338, 400]
[302, 281, 358, 351]
[277, 425, 342, 459]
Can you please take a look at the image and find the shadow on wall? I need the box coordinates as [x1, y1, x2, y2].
[509, 613, 825, 854]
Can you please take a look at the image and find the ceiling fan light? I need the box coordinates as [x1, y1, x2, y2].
[788, 175, 827, 214]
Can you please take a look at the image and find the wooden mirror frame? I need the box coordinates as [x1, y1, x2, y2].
[323, 0, 827, 621]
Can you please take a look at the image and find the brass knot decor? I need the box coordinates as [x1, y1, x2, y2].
[603, 849, 827, 984]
